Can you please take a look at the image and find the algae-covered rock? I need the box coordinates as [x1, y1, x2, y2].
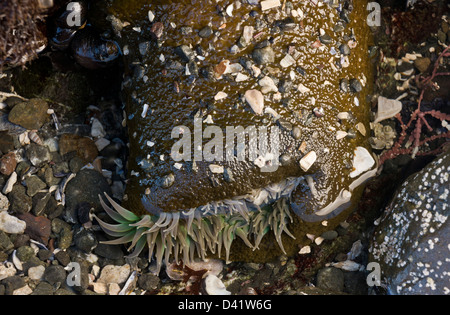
[97, 0, 376, 270]
[370, 150, 450, 295]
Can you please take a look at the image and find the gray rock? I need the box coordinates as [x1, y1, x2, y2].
[138, 273, 160, 291]
[51, 218, 73, 250]
[16, 246, 35, 262]
[26, 144, 51, 167]
[31, 281, 54, 295]
[349, 79, 362, 93]
[43, 265, 66, 285]
[0, 231, 13, 252]
[54, 250, 71, 266]
[319, 34, 333, 45]
[370, 151, 450, 295]
[339, 43, 351, 56]
[7, 99, 49, 130]
[8, 184, 32, 214]
[74, 228, 98, 253]
[25, 175, 47, 197]
[1, 275, 25, 295]
[316, 267, 345, 292]
[175, 45, 195, 62]
[198, 26, 213, 38]
[94, 242, 124, 260]
[65, 169, 112, 217]
[252, 46, 275, 65]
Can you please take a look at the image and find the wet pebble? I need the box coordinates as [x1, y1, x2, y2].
[252, 46, 275, 65]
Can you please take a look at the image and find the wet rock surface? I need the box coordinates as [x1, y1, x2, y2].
[370, 151, 449, 295]
[0, 0, 448, 296]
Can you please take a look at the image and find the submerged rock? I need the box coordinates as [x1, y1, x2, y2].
[100, 0, 375, 269]
[370, 151, 450, 295]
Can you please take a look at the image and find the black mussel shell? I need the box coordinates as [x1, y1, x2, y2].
[70, 27, 121, 70]
[50, 26, 78, 51]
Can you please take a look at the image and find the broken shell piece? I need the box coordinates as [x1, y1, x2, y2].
[297, 83, 311, 94]
[331, 260, 362, 271]
[2, 172, 17, 194]
[356, 122, 366, 136]
[209, 164, 224, 174]
[315, 189, 352, 216]
[299, 246, 311, 254]
[349, 147, 375, 178]
[203, 274, 231, 295]
[214, 91, 228, 101]
[336, 131, 347, 140]
[261, 0, 281, 11]
[337, 112, 350, 120]
[373, 96, 402, 123]
[299, 151, 317, 172]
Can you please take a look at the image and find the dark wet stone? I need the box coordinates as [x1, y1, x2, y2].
[25, 175, 47, 197]
[319, 34, 333, 45]
[31, 282, 55, 295]
[59, 134, 98, 164]
[94, 242, 124, 260]
[16, 245, 35, 262]
[198, 26, 213, 38]
[321, 230, 338, 240]
[51, 218, 73, 250]
[414, 57, 431, 73]
[54, 250, 71, 266]
[43, 265, 67, 285]
[138, 273, 160, 291]
[0, 231, 13, 252]
[74, 228, 98, 253]
[0, 132, 15, 155]
[160, 173, 175, 189]
[26, 144, 51, 167]
[32, 192, 51, 217]
[370, 152, 450, 295]
[252, 46, 275, 65]
[1, 275, 25, 295]
[175, 45, 195, 62]
[9, 184, 32, 214]
[65, 169, 112, 217]
[291, 126, 301, 140]
[349, 78, 362, 93]
[0, 152, 17, 176]
[7, 99, 49, 130]
[316, 267, 344, 292]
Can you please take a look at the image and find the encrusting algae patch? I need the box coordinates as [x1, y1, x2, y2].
[94, 0, 376, 272]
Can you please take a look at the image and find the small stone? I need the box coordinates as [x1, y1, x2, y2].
[54, 250, 71, 266]
[299, 151, 317, 172]
[51, 218, 73, 250]
[26, 144, 51, 167]
[339, 43, 350, 55]
[209, 164, 224, 174]
[31, 282, 54, 295]
[7, 99, 49, 130]
[316, 267, 345, 292]
[321, 230, 338, 240]
[0, 211, 26, 234]
[138, 273, 160, 291]
[15, 246, 35, 262]
[0, 193, 9, 212]
[280, 54, 296, 68]
[0, 152, 17, 176]
[252, 46, 275, 65]
[150, 22, 164, 40]
[414, 57, 431, 73]
[258, 76, 278, 94]
[374, 96, 402, 123]
[97, 264, 131, 285]
[28, 265, 45, 281]
[18, 212, 51, 245]
[43, 265, 66, 285]
[198, 26, 213, 38]
[349, 79, 362, 93]
[175, 45, 195, 62]
[25, 176, 47, 197]
[74, 229, 98, 253]
[292, 126, 301, 140]
[244, 90, 264, 115]
[260, 0, 281, 11]
[8, 184, 32, 214]
[319, 34, 333, 45]
[160, 173, 175, 189]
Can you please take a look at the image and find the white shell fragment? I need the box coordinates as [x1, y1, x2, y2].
[0, 211, 26, 234]
[331, 260, 363, 272]
[203, 274, 231, 295]
[300, 151, 317, 172]
[214, 91, 228, 101]
[299, 246, 311, 255]
[261, 0, 281, 11]
[349, 147, 375, 178]
[2, 172, 17, 195]
[374, 96, 403, 123]
[209, 164, 224, 174]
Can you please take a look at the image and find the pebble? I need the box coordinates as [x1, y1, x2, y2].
[198, 26, 213, 38]
[0, 152, 17, 176]
[258, 76, 278, 94]
[339, 43, 350, 56]
[28, 265, 45, 281]
[26, 144, 51, 167]
[7, 98, 49, 130]
[175, 45, 195, 63]
[0, 211, 26, 234]
[43, 265, 67, 285]
[97, 264, 131, 285]
[316, 267, 345, 292]
[280, 54, 296, 68]
[252, 46, 275, 65]
[160, 173, 175, 188]
[260, 0, 281, 11]
[414, 57, 431, 73]
[0, 193, 8, 211]
[349, 79, 362, 93]
[244, 89, 265, 115]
